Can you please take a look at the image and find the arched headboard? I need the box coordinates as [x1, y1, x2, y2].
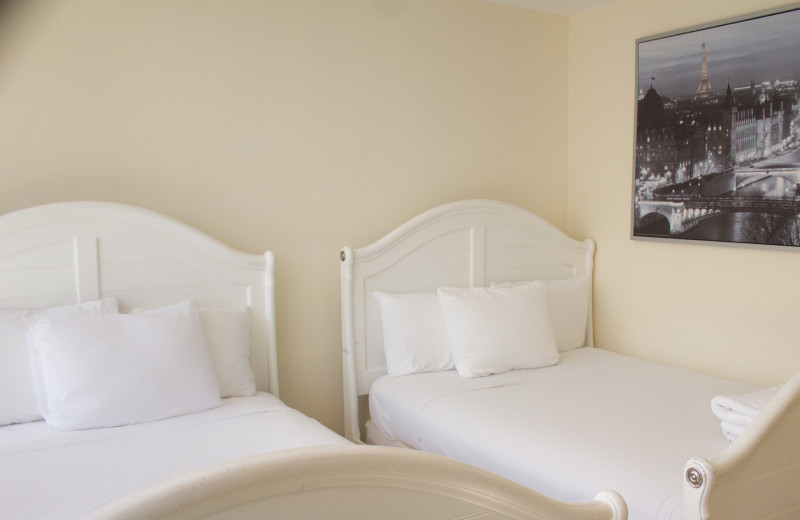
[0, 201, 278, 395]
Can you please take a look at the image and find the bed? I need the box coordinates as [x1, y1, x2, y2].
[0, 201, 627, 520]
[340, 199, 800, 520]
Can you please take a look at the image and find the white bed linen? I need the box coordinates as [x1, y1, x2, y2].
[0, 392, 349, 520]
[369, 347, 761, 520]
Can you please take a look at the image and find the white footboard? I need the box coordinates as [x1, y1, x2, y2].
[87, 445, 627, 520]
[683, 371, 800, 520]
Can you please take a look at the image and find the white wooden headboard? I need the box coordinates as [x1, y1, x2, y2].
[0, 201, 278, 395]
[339, 200, 594, 441]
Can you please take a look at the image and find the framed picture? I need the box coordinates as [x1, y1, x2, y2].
[632, 4, 800, 248]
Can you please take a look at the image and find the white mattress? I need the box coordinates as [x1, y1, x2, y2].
[369, 347, 761, 520]
[0, 392, 349, 520]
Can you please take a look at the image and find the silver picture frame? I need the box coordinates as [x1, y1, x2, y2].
[632, 3, 800, 249]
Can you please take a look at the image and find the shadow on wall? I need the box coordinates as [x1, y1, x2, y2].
[0, 0, 25, 28]
[0, 0, 18, 15]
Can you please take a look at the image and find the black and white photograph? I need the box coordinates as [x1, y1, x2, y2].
[632, 5, 800, 247]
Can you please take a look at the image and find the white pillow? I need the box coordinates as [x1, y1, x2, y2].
[132, 303, 255, 397]
[492, 275, 589, 351]
[0, 298, 118, 426]
[373, 292, 454, 377]
[437, 283, 559, 378]
[27, 300, 221, 431]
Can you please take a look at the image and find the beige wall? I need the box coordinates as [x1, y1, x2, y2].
[568, 0, 800, 387]
[0, 0, 568, 433]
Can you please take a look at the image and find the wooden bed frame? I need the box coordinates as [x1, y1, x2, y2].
[0, 201, 627, 520]
[339, 199, 800, 520]
[87, 445, 627, 520]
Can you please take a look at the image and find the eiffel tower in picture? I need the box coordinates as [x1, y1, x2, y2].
[693, 41, 714, 101]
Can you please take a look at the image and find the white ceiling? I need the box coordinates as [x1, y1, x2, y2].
[477, 0, 619, 16]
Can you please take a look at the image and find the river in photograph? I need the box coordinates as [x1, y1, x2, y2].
[677, 212, 754, 242]
[677, 209, 800, 245]
[676, 175, 800, 245]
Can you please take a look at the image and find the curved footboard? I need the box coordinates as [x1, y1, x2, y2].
[87, 445, 627, 520]
[684, 371, 800, 520]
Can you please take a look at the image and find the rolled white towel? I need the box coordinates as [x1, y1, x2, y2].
[711, 386, 781, 441]
[720, 421, 746, 443]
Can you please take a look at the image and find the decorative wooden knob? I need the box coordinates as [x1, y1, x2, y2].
[686, 467, 704, 488]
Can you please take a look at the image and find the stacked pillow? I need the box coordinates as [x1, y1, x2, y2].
[0, 298, 119, 426]
[373, 275, 589, 378]
[1, 298, 256, 431]
[491, 275, 591, 352]
[372, 292, 454, 377]
[131, 303, 256, 399]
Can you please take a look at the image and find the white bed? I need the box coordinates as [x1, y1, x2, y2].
[0, 201, 352, 519]
[1, 394, 348, 519]
[340, 199, 800, 520]
[0, 201, 627, 520]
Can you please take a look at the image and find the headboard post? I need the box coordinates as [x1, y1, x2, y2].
[340, 246, 361, 442]
[584, 238, 595, 348]
[263, 250, 279, 397]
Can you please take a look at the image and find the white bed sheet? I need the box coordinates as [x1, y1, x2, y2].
[0, 392, 349, 520]
[369, 347, 761, 520]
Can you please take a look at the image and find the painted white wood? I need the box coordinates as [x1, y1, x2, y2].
[0, 201, 278, 396]
[0, 201, 629, 519]
[340, 199, 594, 441]
[85, 446, 627, 520]
[683, 369, 800, 520]
[340, 199, 800, 520]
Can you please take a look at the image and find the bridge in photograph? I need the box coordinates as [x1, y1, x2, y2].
[635, 165, 800, 235]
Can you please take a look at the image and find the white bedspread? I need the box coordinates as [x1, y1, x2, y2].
[0, 392, 348, 520]
[369, 347, 761, 520]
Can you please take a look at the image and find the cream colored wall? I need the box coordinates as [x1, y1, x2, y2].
[0, 0, 568, 433]
[568, 0, 800, 387]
